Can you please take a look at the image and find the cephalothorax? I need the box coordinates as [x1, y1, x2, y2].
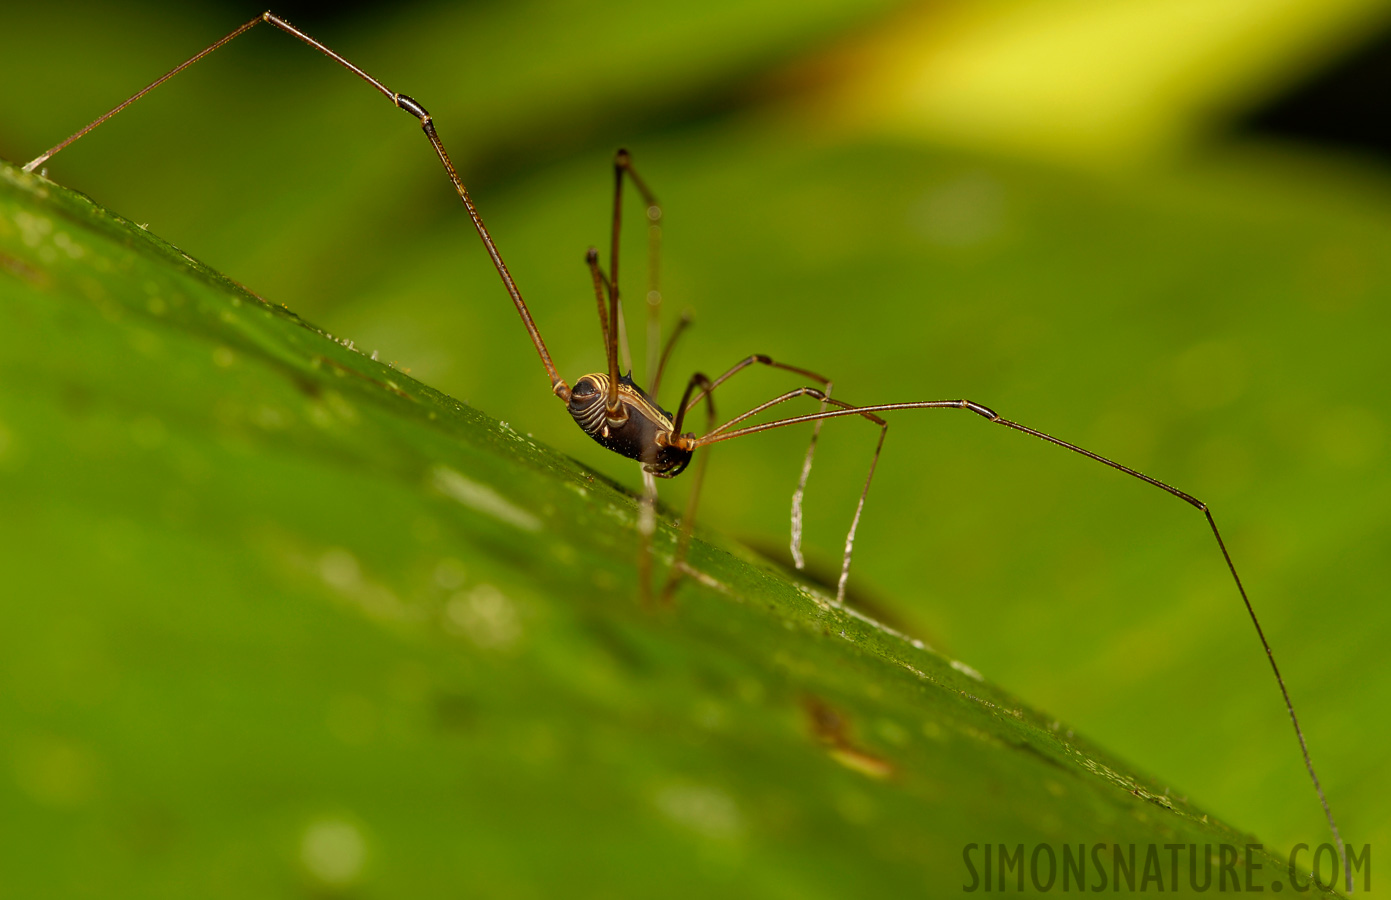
[566, 372, 693, 478]
[23, 11, 1351, 890]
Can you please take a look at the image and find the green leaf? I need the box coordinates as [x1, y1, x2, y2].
[1, 161, 1351, 896]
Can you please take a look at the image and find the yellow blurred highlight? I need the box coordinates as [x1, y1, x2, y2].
[812, 0, 1391, 168]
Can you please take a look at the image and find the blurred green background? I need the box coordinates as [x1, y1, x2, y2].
[2, 0, 1389, 892]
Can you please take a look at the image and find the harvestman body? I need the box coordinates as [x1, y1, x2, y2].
[23, 11, 1351, 890]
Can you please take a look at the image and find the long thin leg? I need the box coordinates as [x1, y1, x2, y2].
[24, 11, 572, 402]
[648, 311, 692, 401]
[690, 386, 882, 442]
[691, 396, 1349, 891]
[659, 372, 718, 602]
[603, 154, 626, 413]
[644, 197, 664, 393]
[613, 152, 663, 388]
[680, 354, 839, 570]
[24, 14, 264, 174]
[585, 250, 637, 408]
[585, 248, 613, 365]
[679, 383, 889, 601]
[682, 355, 830, 410]
[598, 149, 663, 416]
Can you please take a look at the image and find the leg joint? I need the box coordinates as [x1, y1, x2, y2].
[965, 400, 999, 420]
[395, 93, 429, 120]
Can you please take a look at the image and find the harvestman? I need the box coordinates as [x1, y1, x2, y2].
[24, 12, 1351, 889]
